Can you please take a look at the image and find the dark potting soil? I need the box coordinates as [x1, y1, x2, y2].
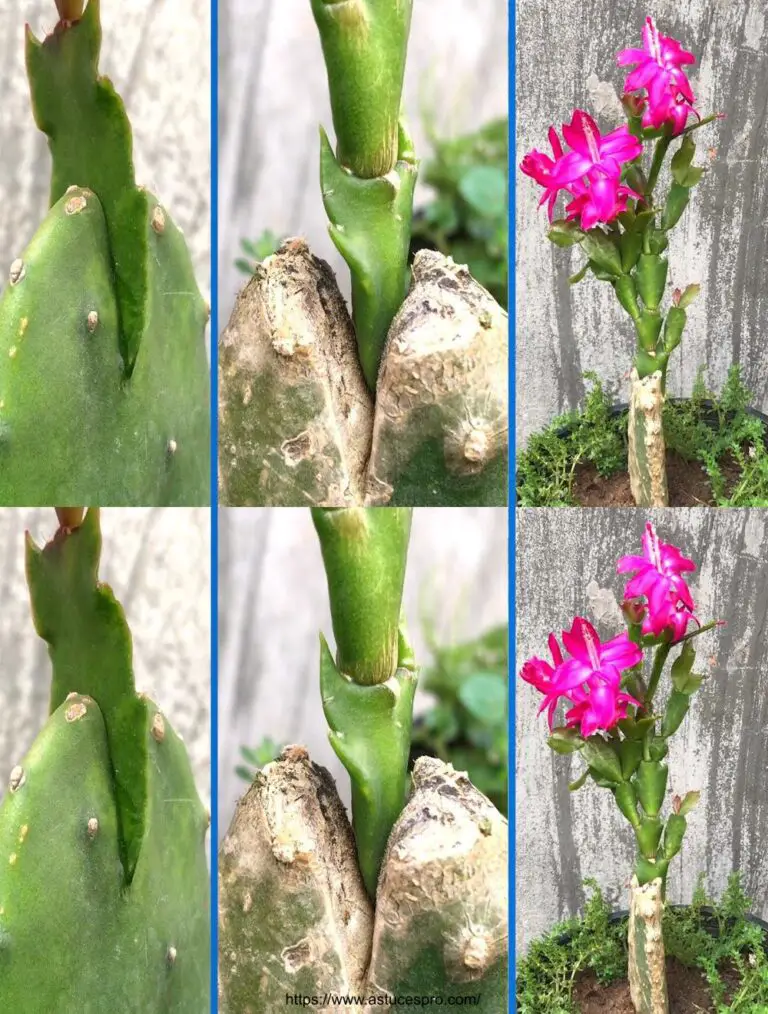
[571, 450, 742, 507]
[573, 956, 741, 1013]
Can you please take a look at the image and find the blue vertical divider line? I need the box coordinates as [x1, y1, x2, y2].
[508, 0, 516, 1008]
[210, 0, 219, 1008]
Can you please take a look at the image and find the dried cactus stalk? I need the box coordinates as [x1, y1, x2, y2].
[218, 248, 508, 506]
[218, 753, 509, 1014]
[628, 368, 669, 507]
[218, 240, 373, 506]
[627, 876, 669, 1014]
[367, 758, 508, 1009]
[218, 747, 373, 1014]
[365, 251, 508, 506]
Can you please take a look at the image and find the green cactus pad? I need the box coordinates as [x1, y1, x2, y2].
[0, 185, 209, 504]
[0, 0, 210, 505]
[0, 693, 209, 1013]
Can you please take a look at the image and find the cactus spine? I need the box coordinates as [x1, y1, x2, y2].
[0, 509, 209, 1011]
[0, 1, 209, 505]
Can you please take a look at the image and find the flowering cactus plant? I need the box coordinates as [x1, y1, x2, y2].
[521, 17, 719, 508]
[520, 522, 719, 1014]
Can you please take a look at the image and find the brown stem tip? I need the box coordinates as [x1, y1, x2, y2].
[55, 507, 86, 532]
[55, 0, 85, 23]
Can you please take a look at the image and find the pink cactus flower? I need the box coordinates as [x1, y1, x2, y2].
[618, 16, 698, 135]
[521, 111, 642, 229]
[617, 522, 697, 640]
[521, 618, 643, 737]
[520, 127, 566, 221]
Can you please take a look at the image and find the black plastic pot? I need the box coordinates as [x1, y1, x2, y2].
[554, 398, 768, 441]
[555, 904, 768, 947]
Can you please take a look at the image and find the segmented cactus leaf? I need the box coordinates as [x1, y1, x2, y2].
[319, 635, 417, 896]
[26, 0, 147, 373]
[24, 509, 148, 881]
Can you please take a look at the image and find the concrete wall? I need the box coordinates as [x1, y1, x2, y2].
[516, 508, 768, 953]
[217, 507, 508, 839]
[0, 0, 210, 294]
[0, 509, 211, 807]
[217, 0, 508, 329]
[516, 0, 768, 445]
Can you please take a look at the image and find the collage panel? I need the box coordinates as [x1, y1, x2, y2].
[516, 0, 768, 508]
[217, 507, 509, 1010]
[217, 0, 509, 507]
[0, 0, 211, 506]
[516, 507, 768, 1010]
[0, 508, 211, 1009]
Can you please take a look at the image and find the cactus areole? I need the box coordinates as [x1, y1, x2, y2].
[0, 1, 210, 505]
[0, 509, 210, 1011]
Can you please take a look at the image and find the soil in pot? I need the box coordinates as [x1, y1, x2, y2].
[572, 956, 741, 1013]
[571, 449, 743, 507]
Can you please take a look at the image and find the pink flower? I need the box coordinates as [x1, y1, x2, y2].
[617, 522, 697, 641]
[520, 127, 565, 221]
[521, 111, 642, 230]
[521, 618, 642, 738]
[618, 16, 698, 135]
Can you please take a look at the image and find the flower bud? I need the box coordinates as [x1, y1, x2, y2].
[622, 598, 647, 625]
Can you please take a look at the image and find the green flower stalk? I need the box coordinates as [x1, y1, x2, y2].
[312, 506, 416, 895]
[311, 0, 418, 389]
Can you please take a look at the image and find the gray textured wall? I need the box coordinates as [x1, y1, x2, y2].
[516, 0, 768, 445]
[217, 0, 508, 330]
[0, 508, 210, 807]
[217, 507, 508, 839]
[515, 508, 768, 954]
[0, 0, 210, 294]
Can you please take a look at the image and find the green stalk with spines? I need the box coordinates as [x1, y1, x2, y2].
[310, 0, 418, 390]
[0, 1, 209, 505]
[0, 509, 209, 1011]
[312, 506, 416, 895]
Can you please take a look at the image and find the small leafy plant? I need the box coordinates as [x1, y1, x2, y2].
[517, 366, 768, 507]
[235, 737, 284, 782]
[234, 231, 284, 276]
[411, 118, 508, 309]
[517, 875, 768, 1013]
[411, 623, 508, 815]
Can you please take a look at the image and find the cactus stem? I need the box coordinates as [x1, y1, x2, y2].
[86, 817, 99, 839]
[151, 713, 166, 743]
[151, 207, 166, 235]
[8, 767, 25, 793]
